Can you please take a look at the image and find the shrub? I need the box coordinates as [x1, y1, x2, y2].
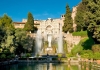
[93, 52, 100, 60]
[11, 54, 15, 58]
[0, 54, 6, 59]
[69, 27, 74, 33]
[25, 53, 31, 57]
[58, 53, 62, 57]
[7, 55, 11, 59]
[71, 37, 94, 56]
[80, 50, 93, 59]
[71, 45, 83, 56]
[92, 44, 100, 53]
[67, 53, 74, 57]
[82, 37, 94, 50]
[71, 38, 86, 55]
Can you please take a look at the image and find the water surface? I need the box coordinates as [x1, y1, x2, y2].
[0, 62, 98, 70]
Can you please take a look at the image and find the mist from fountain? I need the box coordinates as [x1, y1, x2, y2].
[35, 30, 42, 54]
[57, 23, 63, 53]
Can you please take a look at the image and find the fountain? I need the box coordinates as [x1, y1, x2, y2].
[57, 23, 63, 53]
[35, 30, 42, 55]
[35, 23, 63, 55]
[45, 34, 53, 54]
[47, 34, 52, 47]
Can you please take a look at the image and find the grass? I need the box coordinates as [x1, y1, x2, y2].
[71, 37, 94, 55]
[72, 31, 87, 37]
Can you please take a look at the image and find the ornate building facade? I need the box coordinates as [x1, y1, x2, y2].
[13, 6, 81, 53]
[13, 14, 65, 39]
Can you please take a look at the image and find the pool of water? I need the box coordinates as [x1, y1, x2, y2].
[0, 62, 99, 70]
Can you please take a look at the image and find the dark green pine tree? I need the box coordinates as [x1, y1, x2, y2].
[63, 4, 73, 33]
[83, 0, 100, 43]
[75, 2, 87, 31]
[24, 12, 34, 33]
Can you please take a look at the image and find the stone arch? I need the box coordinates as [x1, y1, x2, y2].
[46, 25, 53, 34]
[46, 25, 52, 30]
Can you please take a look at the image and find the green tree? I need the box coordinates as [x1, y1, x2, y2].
[14, 29, 28, 54]
[14, 29, 35, 54]
[82, 0, 100, 43]
[0, 14, 15, 53]
[63, 4, 73, 33]
[0, 14, 15, 31]
[75, 3, 87, 31]
[24, 12, 34, 33]
[1, 32, 15, 53]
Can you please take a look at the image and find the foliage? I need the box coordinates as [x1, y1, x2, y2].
[82, 37, 94, 50]
[71, 37, 94, 56]
[1, 32, 15, 53]
[0, 27, 6, 43]
[72, 31, 87, 37]
[71, 38, 87, 55]
[75, 2, 87, 31]
[63, 4, 73, 33]
[14, 29, 34, 54]
[75, 0, 100, 43]
[0, 14, 35, 59]
[6, 55, 11, 59]
[25, 53, 31, 57]
[57, 53, 62, 57]
[0, 54, 6, 58]
[0, 14, 15, 30]
[82, 0, 100, 43]
[92, 44, 100, 53]
[24, 12, 34, 33]
[0, 14, 15, 54]
[11, 54, 15, 58]
[71, 42, 83, 56]
[93, 52, 100, 59]
[67, 53, 74, 57]
[80, 50, 93, 59]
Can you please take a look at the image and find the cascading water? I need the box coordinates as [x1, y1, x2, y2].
[57, 23, 63, 53]
[35, 30, 42, 54]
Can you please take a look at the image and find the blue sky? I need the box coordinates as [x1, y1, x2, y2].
[0, 0, 81, 22]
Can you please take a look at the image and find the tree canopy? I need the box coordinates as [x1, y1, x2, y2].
[63, 4, 73, 33]
[75, 0, 100, 43]
[0, 14, 15, 54]
[0, 14, 35, 56]
[24, 12, 34, 33]
[83, 0, 100, 43]
[75, 2, 87, 31]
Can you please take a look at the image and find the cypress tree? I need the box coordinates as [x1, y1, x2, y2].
[75, 3, 87, 31]
[63, 4, 73, 33]
[24, 12, 34, 33]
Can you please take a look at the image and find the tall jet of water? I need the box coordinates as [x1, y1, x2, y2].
[48, 35, 52, 47]
[35, 30, 42, 54]
[58, 23, 63, 53]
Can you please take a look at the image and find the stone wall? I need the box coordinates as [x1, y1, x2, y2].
[63, 32, 81, 52]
